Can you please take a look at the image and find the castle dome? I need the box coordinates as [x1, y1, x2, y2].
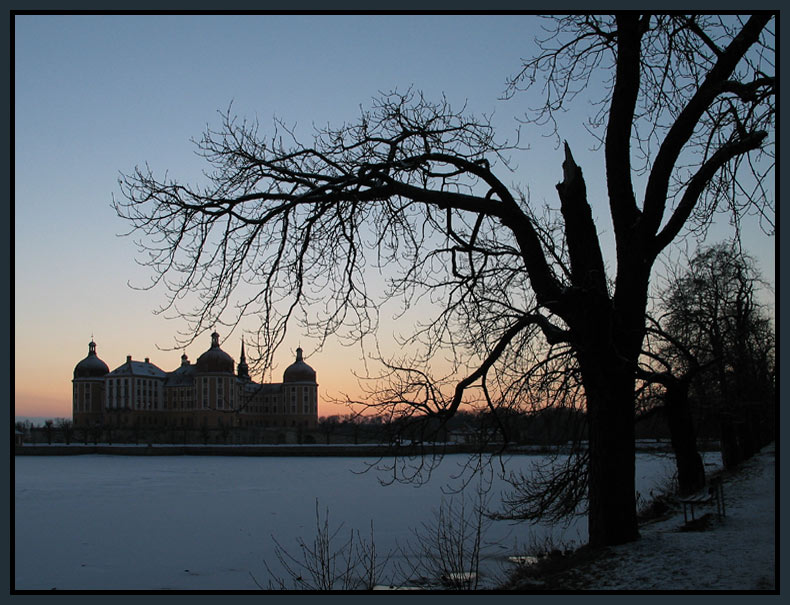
[73, 340, 109, 379]
[283, 347, 316, 383]
[196, 331, 234, 373]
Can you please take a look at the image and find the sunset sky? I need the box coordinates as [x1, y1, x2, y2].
[14, 14, 775, 421]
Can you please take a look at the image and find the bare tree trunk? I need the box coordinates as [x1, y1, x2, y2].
[720, 413, 743, 470]
[581, 357, 639, 547]
[664, 381, 705, 495]
[737, 409, 757, 460]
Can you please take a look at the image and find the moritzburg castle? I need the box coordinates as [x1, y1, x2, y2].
[72, 332, 318, 433]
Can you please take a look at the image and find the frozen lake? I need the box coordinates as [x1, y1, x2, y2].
[14, 450, 720, 590]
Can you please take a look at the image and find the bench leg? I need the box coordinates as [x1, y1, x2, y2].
[716, 483, 725, 518]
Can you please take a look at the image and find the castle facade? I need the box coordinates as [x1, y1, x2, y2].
[72, 332, 318, 431]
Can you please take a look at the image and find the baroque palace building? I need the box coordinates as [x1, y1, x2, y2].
[72, 332, 318, 431]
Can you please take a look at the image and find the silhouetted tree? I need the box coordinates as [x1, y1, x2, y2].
[200, 423, 211, 445]
[90, 423, 101, 445]
[115, 15, 774, 546]
[319, 416, 340, 445]
[637, 328, 709, 495]
[131, 419, 143, 445]
[645, 242, 774, 472]
[15, 421, 31, 441]
[219, 421, 232, 444]
[56, 419, 74, 446]
[78, 425, 90, 445]
[43, 420, 54, 445]
[342, 414, 365, 445]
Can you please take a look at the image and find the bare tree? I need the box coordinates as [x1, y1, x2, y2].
[115, 15, 774, 546]
[131, 419, 143, 445]
[318, 416, 340, 445]
[637, 326, 709, 495]
[56, 418, 74, 445]
[643, 242, 774, 476]
[43, 419, 55, 445]
[78, 425, 90, 445]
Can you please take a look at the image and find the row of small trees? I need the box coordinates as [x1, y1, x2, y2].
[14, 420, 303, 446]
[15, 419, 76, 445]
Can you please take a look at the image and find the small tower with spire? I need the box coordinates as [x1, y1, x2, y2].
[72, 338, 110, 427]
[237, 340, 250, 380]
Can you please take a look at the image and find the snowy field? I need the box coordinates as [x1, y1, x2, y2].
[532, 443, 776, 591]
[14, 450, 715, 591]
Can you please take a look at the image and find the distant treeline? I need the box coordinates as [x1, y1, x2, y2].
[15, 401, 771, 457]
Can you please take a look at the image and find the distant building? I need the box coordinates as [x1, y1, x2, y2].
[72, 333, 318, 431]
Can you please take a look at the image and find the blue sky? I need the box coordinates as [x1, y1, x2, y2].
[14, 14, 775, 418]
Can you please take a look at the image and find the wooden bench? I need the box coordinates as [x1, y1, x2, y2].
[678, 477, 725, 522]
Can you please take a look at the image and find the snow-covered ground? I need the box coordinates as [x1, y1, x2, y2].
[14, 450, 693, 591]
[520, 443, 776, 591]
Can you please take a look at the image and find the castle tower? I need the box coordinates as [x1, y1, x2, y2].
[282, 347, 318, 429]
[72, 339, 109, 427]
[195, 331, 236, 423]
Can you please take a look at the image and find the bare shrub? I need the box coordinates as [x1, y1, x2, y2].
[395, 487, 494, 590]
[261, 500, 390, 590]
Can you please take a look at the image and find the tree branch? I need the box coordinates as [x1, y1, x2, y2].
[444, 313, 571, 418]
[556, 143, 607, 295]
[641, 14, 773, 237]
[651, 129, 768, 256]
[605, 14, 643, 237]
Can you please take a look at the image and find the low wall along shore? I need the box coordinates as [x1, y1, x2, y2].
[14, 440, 680, 457]
[15, 443, 484, 457]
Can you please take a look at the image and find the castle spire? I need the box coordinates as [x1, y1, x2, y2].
[237, 339, 250, 379]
